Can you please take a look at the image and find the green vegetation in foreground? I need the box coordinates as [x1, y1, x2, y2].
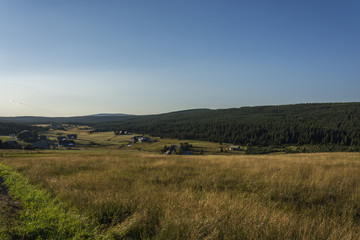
[0, 163, 109, 240]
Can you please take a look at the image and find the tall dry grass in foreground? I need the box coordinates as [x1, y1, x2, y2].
[2, 151, 360, 239]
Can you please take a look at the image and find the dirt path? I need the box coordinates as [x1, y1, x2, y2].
[0, 176, 21, 210]
[0, 176, 22, 239]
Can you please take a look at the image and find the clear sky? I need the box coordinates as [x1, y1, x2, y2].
[1, 0, 359, 116]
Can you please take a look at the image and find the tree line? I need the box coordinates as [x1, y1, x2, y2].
[94, 103, 360, 149]
[0, 122, 43, 136]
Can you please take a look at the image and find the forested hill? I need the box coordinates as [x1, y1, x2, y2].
[0, 114, 134, 124]
[0, 122, 43, 135]
[95, 103, 360, 147]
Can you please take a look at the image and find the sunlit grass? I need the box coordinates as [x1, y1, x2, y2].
[1, 151, 360, 239]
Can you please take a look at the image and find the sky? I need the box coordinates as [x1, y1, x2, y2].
[0, 0, 359, 116]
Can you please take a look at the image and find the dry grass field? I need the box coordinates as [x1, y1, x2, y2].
[1, 150, 360, 239]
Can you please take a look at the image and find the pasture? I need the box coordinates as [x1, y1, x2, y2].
[42, 124, 235, 154]
[1, 150, 360, 239]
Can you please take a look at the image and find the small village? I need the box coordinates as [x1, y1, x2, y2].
[0, 129, 79, 150]
[0, 124, 244, 155]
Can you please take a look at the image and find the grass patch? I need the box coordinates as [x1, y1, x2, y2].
[0, 163, 109, 240]
[2, 151, 360, 239]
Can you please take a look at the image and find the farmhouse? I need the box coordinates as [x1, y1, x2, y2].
[58, 136, 67, 142]
[115, 130, 128, 135]
[131, 136, 152, 143]
[163, 145, 179, 155]
[139, 137, 151, 143]
[58, 139, 75, 147]
[67, 134, 77, 139]
[131, 136, 140, 142]
[229, 145, 241, 151]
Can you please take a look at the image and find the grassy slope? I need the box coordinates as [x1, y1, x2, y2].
[0, 163, 110, 239]
[1, 151, 360, 239]
[1, 126, 360, 239]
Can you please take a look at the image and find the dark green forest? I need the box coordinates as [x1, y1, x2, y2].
[94, 103, 360, 149]
[0, 122, 42, 136]
[2, 103, 360, 151]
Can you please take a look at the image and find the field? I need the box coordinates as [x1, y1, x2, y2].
[40, 125, 237, 154]
[1, 126, 360, 239]
[1, 149, 360, 239]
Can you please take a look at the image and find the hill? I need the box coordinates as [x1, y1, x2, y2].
[0, 113, 135, 124]
[2, 103, 360, 150]
[0, 122, 44, 136]
[94, 102, 360, 149]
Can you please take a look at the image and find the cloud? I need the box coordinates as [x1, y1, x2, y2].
[8, 98, 25, 105]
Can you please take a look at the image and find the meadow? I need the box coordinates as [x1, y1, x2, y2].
[1, 149, 360, 239]
[42, 125, 234, 154]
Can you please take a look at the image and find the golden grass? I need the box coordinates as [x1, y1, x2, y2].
[1, 151, 360, 239]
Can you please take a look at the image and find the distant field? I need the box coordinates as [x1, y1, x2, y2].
[1, 151, 360, 239]
[0, 136, 13, 142]
[41, 125, 236, 154]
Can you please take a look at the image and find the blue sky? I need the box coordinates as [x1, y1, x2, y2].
[0, 0, 359, 116]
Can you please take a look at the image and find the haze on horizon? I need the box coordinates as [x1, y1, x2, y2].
[1, 1, 359, 117]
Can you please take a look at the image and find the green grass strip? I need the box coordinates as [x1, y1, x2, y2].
[0, 163, 110, 240]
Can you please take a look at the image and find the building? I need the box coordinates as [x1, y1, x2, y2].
[131, 136, 142, 143]
[58, 139, 75, 147]
[116, 130, 128, 135]
[58, 136, 67, 142]
[163, 145, 179, 154]
[138, 137, 151, 143]
[229, 145, 241, 151]
[67, 134, 77, 139]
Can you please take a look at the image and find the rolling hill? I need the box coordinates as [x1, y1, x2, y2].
[0, 113, 135, 124]
[93, 102, 360, 148]
[1, 102, 360, 149]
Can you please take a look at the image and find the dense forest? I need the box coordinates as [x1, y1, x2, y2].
[0, 122, 43, 136]
[94, 103, 360, 149]
[2, 103, 360, 151]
